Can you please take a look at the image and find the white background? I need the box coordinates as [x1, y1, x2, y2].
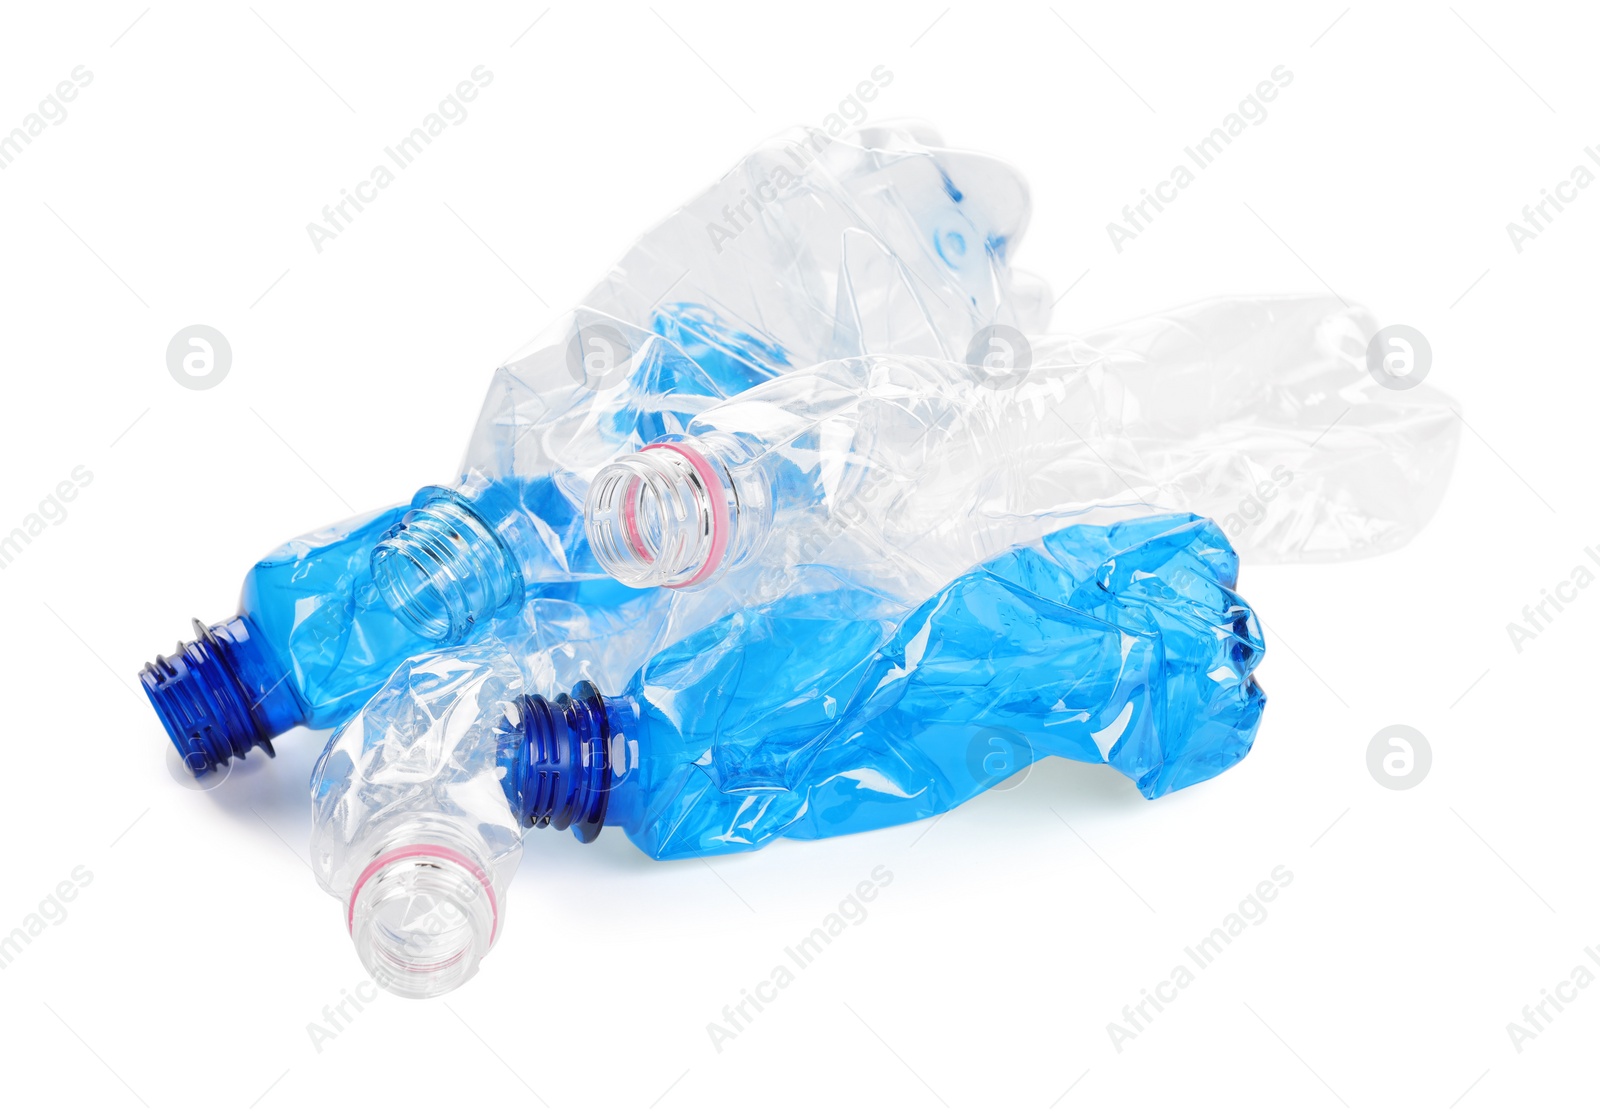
[0, 2, 1591, 1113]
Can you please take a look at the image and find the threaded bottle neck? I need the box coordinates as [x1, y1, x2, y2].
[585, 438, 743, 589]
[371, 495, 519, 642]
[348, 838, 498, 999]
[509, 682, 613, 843]
[140, 615, 302, 774]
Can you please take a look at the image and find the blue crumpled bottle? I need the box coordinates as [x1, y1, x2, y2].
[310, 513, 1264, 997]
[141, 123, 1044, 775]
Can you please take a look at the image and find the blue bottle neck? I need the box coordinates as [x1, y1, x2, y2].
[508, 682, 632, 843]
[140, 615, 305, 774]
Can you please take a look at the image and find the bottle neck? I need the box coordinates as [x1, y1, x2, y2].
[346, 826, 499, 1000]
[370, 492, 521, 642]
[584, 434, 770, 589]
[508, 682, 624, 843]
[140, 615, 303, 774]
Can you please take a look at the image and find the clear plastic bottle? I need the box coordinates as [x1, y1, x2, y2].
[583, 295, 1458, 602]
[143, 124, 1045, 774]
[367, 122, 1048, 638]
[310, 513, 1265, 997]
[1040, 295, 1459, 561]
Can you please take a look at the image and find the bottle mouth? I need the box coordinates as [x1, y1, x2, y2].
[514, 683, 612, 842]
[371, 498, 519, 642]
[585, 442, 730, 589]
[348, 845, 498, 1000]
[139, 617, 284, 775]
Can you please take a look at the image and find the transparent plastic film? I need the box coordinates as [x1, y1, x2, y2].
[373, 121, 1049, 633]
[309, 644, 527, 999]
[1047, 294, 1459, 562]
[584, 295, 1460, 608]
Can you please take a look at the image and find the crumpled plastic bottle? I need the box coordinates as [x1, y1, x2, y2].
[141, 123, 1044, 775]
[310, 513, 1265, 997]
[582, 295, 1459, 601]
[1040, 295, 1459, 561]
[368, 124, 1047, 634]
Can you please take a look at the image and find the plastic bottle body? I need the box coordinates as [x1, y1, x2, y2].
[309, 642, 526, 998]
[1039, 294, 1460, 560]
[142, 505, 441, 771]
[584, 296, 1461, 603]
[583, 352, 1161, 597]
[369, 121, 1052, 639]
[611, 513, 1265, 858]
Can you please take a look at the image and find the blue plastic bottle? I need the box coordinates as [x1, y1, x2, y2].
[141, 505, 423, 773]
[311, 513, 1265, 996]
[139, 505, 646, 775]
[137, 317, 756, 775]
[572, 513, 1266, 856]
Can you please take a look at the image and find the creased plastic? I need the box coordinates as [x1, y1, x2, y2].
[311, 513, 1264, 995]
[584, 295, 1459, 610]
[1042, 295, 1459, 561]
[379, 122, 1049, 626]
[143, 122, 1041, 768]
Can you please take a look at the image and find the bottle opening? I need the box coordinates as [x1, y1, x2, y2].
[349, 845, 497, 1000]
[140, 616, 291, 774]
[371, 498, 518, 643]
[585, 442, 730, 589]
[515, 683, 612, 842]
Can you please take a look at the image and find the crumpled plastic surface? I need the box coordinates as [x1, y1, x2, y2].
[440, 122, 1050, 593]
[310, 511, 1264, 905]
[298, 121, 1467, 995]
[1040, 295, 1459, 561]
[310, 639, 527, 920]
[611, 513, 1266, 857]
[582, 296, 1459, 616]
[207, 122, 1047, 744]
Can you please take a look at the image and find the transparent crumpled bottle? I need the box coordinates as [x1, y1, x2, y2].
[310, 513, 1265, 997]
[142, 123, 1045, 775]
[583, 295, 1459, 600]
[1040, 295, 1459, 561]
[367, 122, 1048, 638]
